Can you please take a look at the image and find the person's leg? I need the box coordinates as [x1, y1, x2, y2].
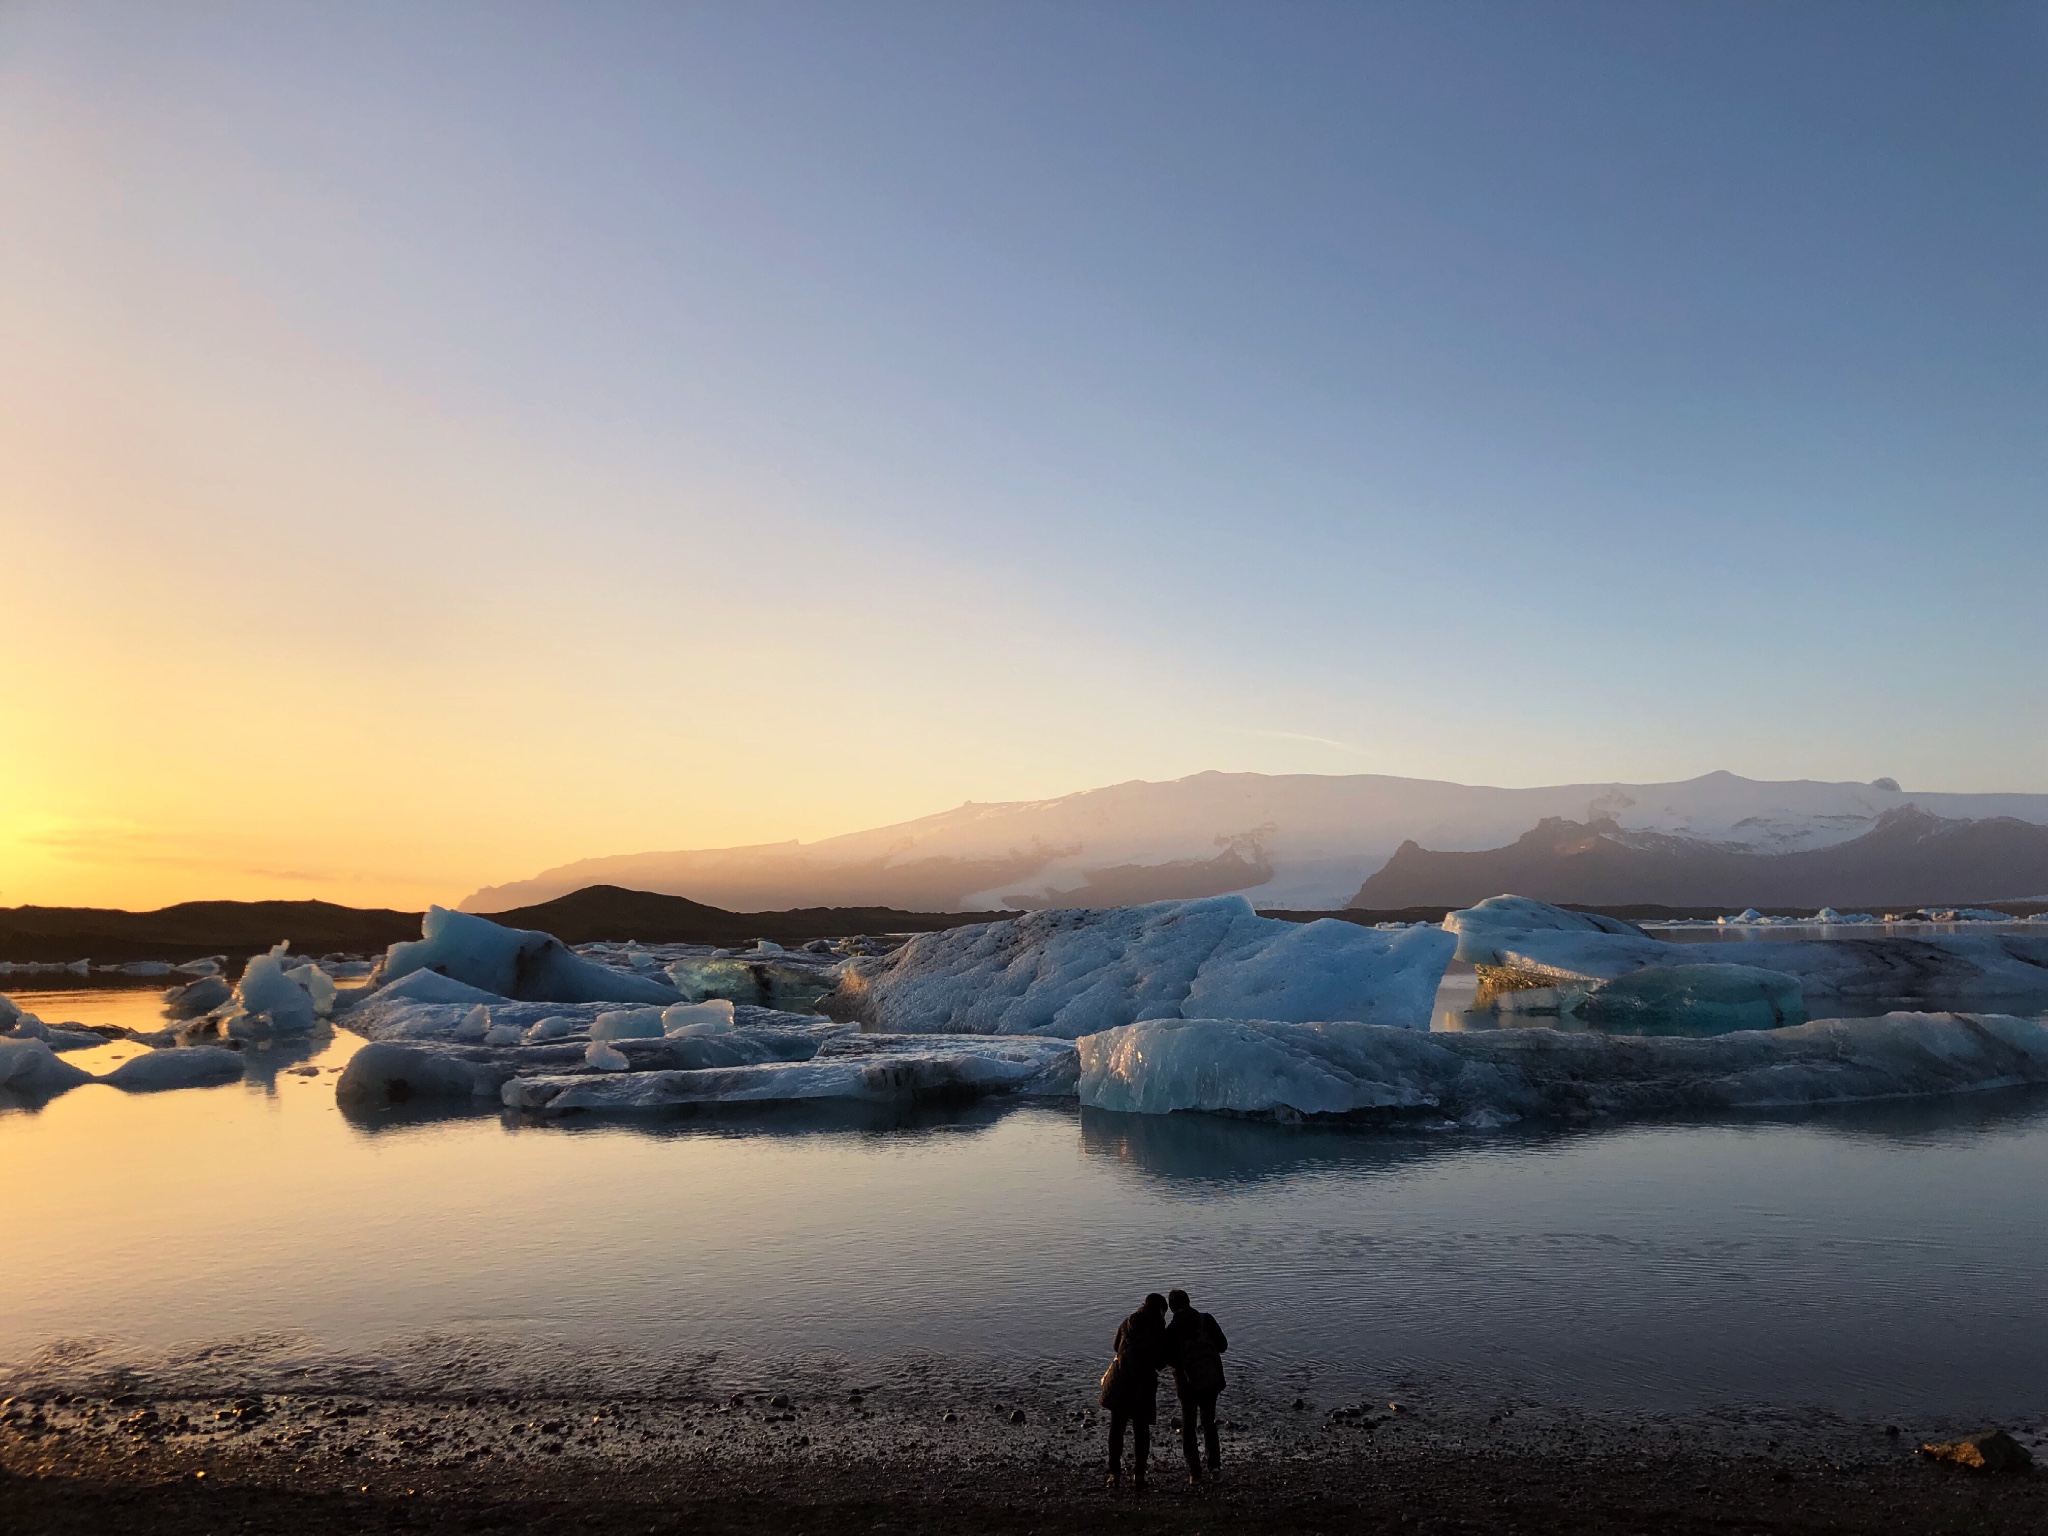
[1201, 1392, 1220, 1471]
[1133, 1418, 1151, 1485]
[1179, 1395, 1201, 1479]
[1107, 1408, 1127, 1482]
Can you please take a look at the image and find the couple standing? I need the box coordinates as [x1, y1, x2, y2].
[1099, 1289, 1229, 1490]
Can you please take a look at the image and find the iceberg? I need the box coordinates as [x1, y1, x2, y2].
[1078, 1012, 2048, 1125]
[367, 906, 678, 1005]
[336, 1041, 515, 1106]
[823, 897, 1455, 1038]
[163, 975, 233, 1018]
[1446, 895, 2048, 1015]
[1444, 895, 1649, 966]
[0, 1037, 95, 1097]
[230, 949, 322, 1035]
[665, 953, 842, 1012]
[1578, 964, 1806, 1035]
[372, 968, 505, 1007]
[99, 1047, 245, 1092]
[503, 1033, 1078, 1115]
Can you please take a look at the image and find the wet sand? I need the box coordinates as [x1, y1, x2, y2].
[6, 1378, 2041, 1535]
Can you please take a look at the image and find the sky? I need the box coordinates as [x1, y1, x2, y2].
[2, 1, 2044, 911]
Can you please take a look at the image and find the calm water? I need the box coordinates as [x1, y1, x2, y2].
[7, 982, 2048, 1418]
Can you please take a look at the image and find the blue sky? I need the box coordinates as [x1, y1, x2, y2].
[3, 1, 2044, 904]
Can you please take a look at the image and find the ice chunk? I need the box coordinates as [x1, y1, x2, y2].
[590, 1007, 665, 1042]
[452, 1004, 492, 1041]
[100, 1047, 244, 1092]
[335, 1041, 513, 1107]
[232, 951, 320, 1034]
[663, 999, 736, 1036]
[825, 897, 1455, 1038]
[284, 961, 338, 1017]
[371, 906, 678, 1005]
[506, 1033, 1078, 1115]
[1442, 895, 1649, 967]
[585, 1040, 631, 1071]
[1078, 1011, 2048, 1125]
[0, 1037, 94, 1097]
[173, 958, 222, 976]
[482, 1023, 524, 1046]
[1181, 917, 1453, 1031]
[1579, 963, 1806, 1035]
[666, 955, 841, 1012]
[44, 1026, 115, 1052]
[525, 1016, 577, 1043]
[163, 975, 233, 1018]
[0, 993, 22, 1030]
[1448, 894, 2048, 1012]
[371, 968, 506, 1006]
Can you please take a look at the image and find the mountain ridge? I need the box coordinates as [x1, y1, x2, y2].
[460, 769, 2048, 913]
[1351, 806, 2048, 910]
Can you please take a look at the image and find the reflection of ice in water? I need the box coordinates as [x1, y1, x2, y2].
[8, 987, 2048, 1417]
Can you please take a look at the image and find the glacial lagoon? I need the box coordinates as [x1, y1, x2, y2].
[7, 967, 2048, 1422]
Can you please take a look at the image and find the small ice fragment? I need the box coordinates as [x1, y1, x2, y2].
[524, 1016, 576, 1043]
[453, 1004, 492, 1041]
[585, 1040, 630, 1071]
[591, 1007, 665, 1042]
[483, 1024, 524, 1046]
[662, 999, 736, 1036]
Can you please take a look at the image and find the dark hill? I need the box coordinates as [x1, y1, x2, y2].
[0, 887, 1010, 963]
[1350, 806, 2048, 911]
[0, 900, 423, 964]
[482, 885, 1010, 946]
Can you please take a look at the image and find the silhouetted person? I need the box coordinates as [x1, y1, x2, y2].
[1100, 1292, 1169, 1490]
[1165, 1288, 1229, 1482]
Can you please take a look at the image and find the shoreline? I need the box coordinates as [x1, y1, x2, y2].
[6, 1380, 2041, 1534]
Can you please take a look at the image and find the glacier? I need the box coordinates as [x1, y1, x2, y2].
[1077, 1012, 2048, 1126]
[821, 897, 1455, 1038]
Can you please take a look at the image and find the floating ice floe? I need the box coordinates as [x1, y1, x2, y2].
[0, 998, 110, 1052]
[1077, 1011, 2048, 1126]
[0, 1025, 246, 1100]
[97, 1047, 246, 1092]
[823, 897, 1455, 1038]
[0, 1037, 95, 1096]
[1446, 895, 2048, 1019]
[333, 987, 1079, 1114]
[367, 907, 678, 1005]
[501, 1033, 1078, 1115]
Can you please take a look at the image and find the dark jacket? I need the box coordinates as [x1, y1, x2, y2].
[1099, 1307, 1168, 1420]
[1165, 1309, 1228, 1398]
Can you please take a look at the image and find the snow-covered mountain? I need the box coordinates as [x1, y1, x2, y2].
[460, 770, 2048, 914]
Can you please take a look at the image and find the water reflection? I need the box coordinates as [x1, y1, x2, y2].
[341, 1088, 1032, 1144]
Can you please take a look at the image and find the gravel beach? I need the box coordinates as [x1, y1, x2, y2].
[6, 1371, 2042, 1535]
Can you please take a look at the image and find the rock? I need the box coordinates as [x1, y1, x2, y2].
[1009, 1408, 1027, 1424]
[1919, 1430, 2034, 1473]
